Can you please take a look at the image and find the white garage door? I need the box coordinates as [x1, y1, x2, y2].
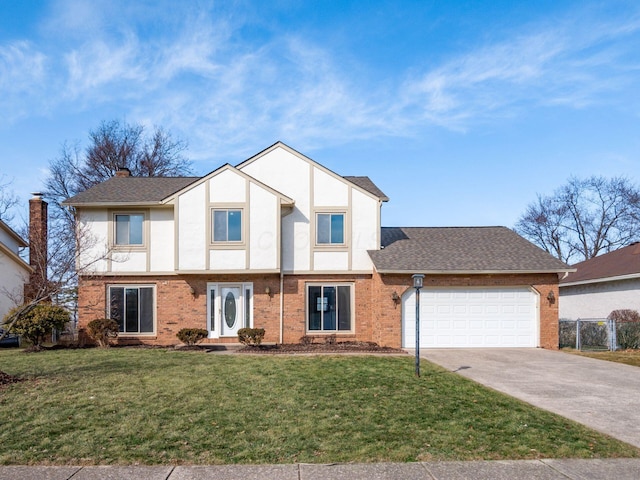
[402, 287, 538, 348]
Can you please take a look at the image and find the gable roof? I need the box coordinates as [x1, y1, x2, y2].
[369, 226, 572, 274]
[560, 243, 640, 286]
[161, 163, 294, 206]
[343, 176, 389, 201]
[236, 141, 388, 202]
[63, 177, 199, 206]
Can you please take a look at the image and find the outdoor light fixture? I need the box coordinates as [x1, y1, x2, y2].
[391, 291, 400, 304]
[265, 286, 271, 296]
[412, 274, 425, 378]
[189, 286, 196, 296]
[547, 290, 555, 304]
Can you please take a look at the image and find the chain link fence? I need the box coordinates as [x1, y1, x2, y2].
[560, 318, 640, 351]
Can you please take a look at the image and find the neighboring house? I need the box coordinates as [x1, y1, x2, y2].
[560, 242, 640, 320]
[64, 142, 571, 349]
[0, 219, 31, 320]
[0, 193, 48, 321]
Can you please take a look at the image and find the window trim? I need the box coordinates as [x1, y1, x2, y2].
[107, 284, 156, 336]
[110, 211, 147, 250]
[314, 210, 348, 249]
[305, 282, 354, 334]
[210, 206, 246, 246]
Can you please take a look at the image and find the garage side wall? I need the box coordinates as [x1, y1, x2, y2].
[371, 272, 560, 349]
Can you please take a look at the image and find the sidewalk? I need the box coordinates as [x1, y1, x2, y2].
[2, 459, 640, 480]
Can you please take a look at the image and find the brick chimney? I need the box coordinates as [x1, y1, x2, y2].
[115, 167, 131, 177]
[25, 192, 48, 301]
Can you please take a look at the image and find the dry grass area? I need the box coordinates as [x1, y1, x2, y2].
[568, 349, 640, 367]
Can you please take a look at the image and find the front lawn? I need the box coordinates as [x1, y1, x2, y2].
[570, 349, 640, 368]
[0, 349, 637, 465]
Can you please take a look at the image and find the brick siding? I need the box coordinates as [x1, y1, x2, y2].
[78, 271, 560, 349]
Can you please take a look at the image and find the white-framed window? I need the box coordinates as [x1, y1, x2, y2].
[207, 283, 253, 338]
[108, 285, 155, 334]
[307, 283, 353, 332]
[212, 209, 243, 242]
[114, 213, 144, 246]
[316, 213, 345, 245]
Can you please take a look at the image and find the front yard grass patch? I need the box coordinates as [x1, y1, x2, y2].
[569, 349, 640, 368]
[0, 348, 637, 465]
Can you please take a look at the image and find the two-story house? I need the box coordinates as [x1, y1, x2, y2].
[65, 142, 571, 349]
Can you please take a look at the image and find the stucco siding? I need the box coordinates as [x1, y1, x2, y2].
[77, 210, 109, 273]
[313, 251, 349, 271]
[111, 251, 147, 272]
[241, 148, 311, 272]
[149, 209, 174, 272]
[560, 278, 640, 319]
[209, 249, 246, 270]
[314, 167, 348, 207]
[209, 169, 246, 203]
[249, 183, 278, 270]
[178, 183, 206, 271]
[351, 189, 377, 271]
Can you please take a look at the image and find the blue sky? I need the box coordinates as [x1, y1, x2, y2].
[1, 0, 639, 229]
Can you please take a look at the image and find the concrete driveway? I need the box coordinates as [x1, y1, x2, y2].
[417, 348, 640, 449]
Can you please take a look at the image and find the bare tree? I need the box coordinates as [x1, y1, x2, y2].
[0, 175, 19, 222]
[46, 119, 191, 207]
[0, 214, 108, 344]
[515, 176, 640, 264]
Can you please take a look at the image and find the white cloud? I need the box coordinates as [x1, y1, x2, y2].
[0, 41, 48, 123]
[1, 1, 640, 160]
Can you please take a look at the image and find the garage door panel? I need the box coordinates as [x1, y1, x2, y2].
[402, 287, 538, 348]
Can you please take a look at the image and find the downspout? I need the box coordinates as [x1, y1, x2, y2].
[279, 211, 284, 345]
[279, 269, 284, 345]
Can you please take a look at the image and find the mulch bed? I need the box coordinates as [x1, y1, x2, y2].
[238, 341, 405, 354]
[0, 370, 22, 387]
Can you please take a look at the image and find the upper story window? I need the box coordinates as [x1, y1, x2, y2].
[316, 213, 345, 245]
[115, 214, 144, 245]
[213, 209, 242, 242]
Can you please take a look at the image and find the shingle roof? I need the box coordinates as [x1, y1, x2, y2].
[368, 226, 572, 273]
[63, 177, 199, 206]
[343, 176, 389, 201]
[560, 243, 640, 285]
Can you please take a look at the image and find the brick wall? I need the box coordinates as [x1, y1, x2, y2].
[78, 271, 560, 349]
[78, 274, 281, 346]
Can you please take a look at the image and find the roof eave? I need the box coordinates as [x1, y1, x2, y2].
[63, 201, 167, 208]
[0, 243, 33, 273]
[0, 220, 28, 247]
[560, 272, 640, 287]
[375, 268, 576, 275]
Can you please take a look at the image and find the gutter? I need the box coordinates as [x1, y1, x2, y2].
[560, 272, 640, 288]
[374, 268, 576, 275]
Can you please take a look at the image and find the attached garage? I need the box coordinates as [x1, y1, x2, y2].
[368, 227, 573, 349]
[401, 286, 539, 348]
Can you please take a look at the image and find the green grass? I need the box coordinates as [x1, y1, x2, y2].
[569, 349, 640, 367]
[0, 348, 637, 465]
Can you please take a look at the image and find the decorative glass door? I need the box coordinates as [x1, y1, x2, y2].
[220, 286, 242, 336]
[207, 283, 253, 338]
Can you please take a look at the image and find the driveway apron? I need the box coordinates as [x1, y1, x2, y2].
[417, 348, 640, 449]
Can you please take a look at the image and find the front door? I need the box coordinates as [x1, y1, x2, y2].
[220, 286, 242, 337]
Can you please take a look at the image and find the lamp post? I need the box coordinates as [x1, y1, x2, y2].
[412, 274, 425, 378]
